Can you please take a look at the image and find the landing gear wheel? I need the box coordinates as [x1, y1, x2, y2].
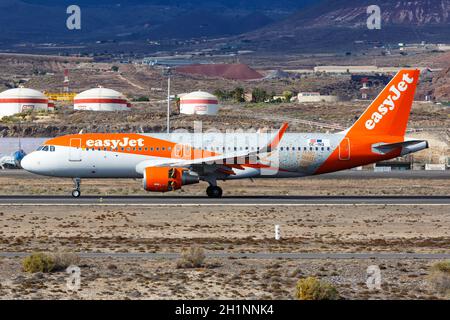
[72, 178, 81, 198]
[206, 186, 223, 198]
[72, 189, 81, 198]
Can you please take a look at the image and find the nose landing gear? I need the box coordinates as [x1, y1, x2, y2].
[72, 178, 81, 198]
[206, 185, 223, 198]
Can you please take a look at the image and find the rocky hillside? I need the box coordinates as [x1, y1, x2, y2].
[236, 0, 450, 52]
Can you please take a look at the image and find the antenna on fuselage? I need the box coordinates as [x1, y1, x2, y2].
[79, 129, 84, 134]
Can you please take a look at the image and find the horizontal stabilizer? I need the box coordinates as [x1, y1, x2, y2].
[373, 140, 429, 155]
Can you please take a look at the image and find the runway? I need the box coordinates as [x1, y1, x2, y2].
[1, 169, 450, 179]
[1, 252, 449, 260]
[0, 195, 449, 206]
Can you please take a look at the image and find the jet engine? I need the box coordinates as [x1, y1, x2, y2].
[143, 167, 199, 192]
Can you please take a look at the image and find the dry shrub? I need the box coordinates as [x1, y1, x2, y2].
[428, 261, 450, 296]
[22, 253, 55, 273]
[295, 276, 339, 300]
[431, 261, 450, 274]
[52, 252, 80, 271]
[22, 252, 80, 273]
[176, 247, 206, 269]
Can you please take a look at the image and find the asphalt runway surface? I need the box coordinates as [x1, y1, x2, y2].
[1, 170, 450, 179]
[0, 195, 449, 205]
[1, 252, 449, 260]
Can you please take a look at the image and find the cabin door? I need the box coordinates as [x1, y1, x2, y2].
[69, 138, 82, 162]
[339, 138, 350, 161]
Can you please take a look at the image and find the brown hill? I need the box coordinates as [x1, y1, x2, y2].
[236, 0, 450, 52]
[176, 64, 263, 81]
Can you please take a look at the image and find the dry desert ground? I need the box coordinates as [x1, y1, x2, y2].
[0, 174, 449, 299]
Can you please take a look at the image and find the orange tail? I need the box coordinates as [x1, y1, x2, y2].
[346, 69, 420, 138]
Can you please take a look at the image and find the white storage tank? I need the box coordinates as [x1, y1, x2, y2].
[74, 87, 131, 111]
[0, 87, 49, 118]
[180, 91, 219, 115]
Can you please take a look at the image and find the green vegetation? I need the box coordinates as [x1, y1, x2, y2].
[22, 252, 80, 273]
[111, 65, 119, 72]
[213, 87, 245, 103]
[176, 247, 206, 269]
[295, 277, 339, 300]
[22, 252, 55, 273]
[251, 88, 269, 103]
[283, 90, 293, 102]
[133, 96, 150, 102]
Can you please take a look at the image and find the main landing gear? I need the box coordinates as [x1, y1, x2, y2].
[72, 178, 81, 198]
[206, 185, 223, 198]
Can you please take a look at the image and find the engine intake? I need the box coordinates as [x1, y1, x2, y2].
[143, 167, 199, 192]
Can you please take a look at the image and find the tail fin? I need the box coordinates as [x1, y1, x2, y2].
[347, 69, 420, 138]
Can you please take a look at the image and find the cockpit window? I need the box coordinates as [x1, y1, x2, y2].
[37, 145, 55, 152]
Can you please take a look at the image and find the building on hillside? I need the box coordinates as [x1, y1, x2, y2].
[297, 92, 339, 103]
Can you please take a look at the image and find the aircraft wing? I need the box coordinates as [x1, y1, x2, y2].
[135, 123, 288, 175]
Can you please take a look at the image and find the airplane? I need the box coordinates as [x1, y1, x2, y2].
[21, 69, 429, 198]
[0, 149, 26, 170]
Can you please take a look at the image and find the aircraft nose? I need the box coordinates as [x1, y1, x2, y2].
[20, 153, 37, 172]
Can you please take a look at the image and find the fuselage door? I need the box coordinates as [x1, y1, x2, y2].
[69, 138, 82, 162]
[339, 138, 350, 160]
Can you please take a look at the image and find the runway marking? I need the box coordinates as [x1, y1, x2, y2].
[1, 252, 450, 260]
[0, 203, 449, 207]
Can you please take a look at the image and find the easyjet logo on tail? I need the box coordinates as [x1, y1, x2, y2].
[86, 138, 145, 148]
[365, 73, 415, 130]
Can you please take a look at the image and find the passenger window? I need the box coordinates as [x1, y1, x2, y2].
[321, 147, 324, 151]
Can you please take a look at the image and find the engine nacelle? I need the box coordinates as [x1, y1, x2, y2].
[143, 167, 199, 192]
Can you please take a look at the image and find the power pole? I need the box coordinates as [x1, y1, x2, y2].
[166, 67, 172, 134]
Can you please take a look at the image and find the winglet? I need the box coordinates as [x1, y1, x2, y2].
[266, 123, 289, 152]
